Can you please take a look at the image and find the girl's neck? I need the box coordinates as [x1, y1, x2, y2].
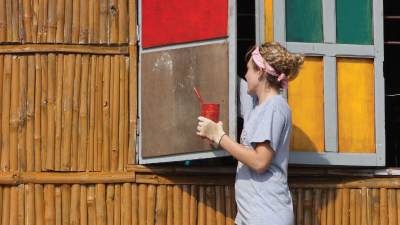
[256, 86, 279, 105]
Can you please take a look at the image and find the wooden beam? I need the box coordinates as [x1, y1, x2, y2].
[0, 44, 129, 54]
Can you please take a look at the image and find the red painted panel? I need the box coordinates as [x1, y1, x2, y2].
[142, 0, 228, 48]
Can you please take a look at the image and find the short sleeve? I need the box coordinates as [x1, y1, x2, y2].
[250, 107, 285, 151]
[237, 78, 255, 119]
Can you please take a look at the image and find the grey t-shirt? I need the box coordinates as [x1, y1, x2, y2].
[235, 78, 294, 225]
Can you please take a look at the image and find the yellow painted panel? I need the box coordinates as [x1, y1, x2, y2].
[337, 58, 375, 153]
[288, 57, 325, 152]
[265, 0, 274, 42]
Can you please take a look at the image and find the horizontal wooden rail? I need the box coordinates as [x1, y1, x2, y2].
[0, 44, 129, 54]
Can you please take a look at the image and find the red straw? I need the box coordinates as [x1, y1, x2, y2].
[193, 87, 204, 104]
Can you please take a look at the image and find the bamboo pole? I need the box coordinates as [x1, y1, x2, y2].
[87, 185, 96, 225]
[71, 54, 82, 171]
[123, 58, 129, 169]
[380, 188, 388, 225]
[54, 54, 63, 171]
[156, 185, 167, 225]
[46, 53, 56, 171]
[138, 184, 147, 225]
[0, 44, 129, 54]
[64, 0, 73, 43]
[10, 186, 18, 225]
[367, 189, 373, 225]
[122, 183, 132, 225]
[11, 0, 19, 42]
[189, 185, 198, 225]
[147, 184, 156, 225]
[71, 0, 80, 43]
[118, 0, 128, 44]
[56, 186, 61, 225]
[37, 0, 44, 41]
[349, 189, 356, 225]
[80, 185, 88, 225]
[296, 189, 304, 225]
[78, 55, 89, 171]
[181, 185, 190, 225]
[10, 56, 20, 171]
[88, 0, 94, 43]
[41, 0, 48, 42]
[114, 184, 121, 225]
[35, 184, 44, 225]
[5, 0, 12, 41]
[44, 184, 56, 225]
[102, 55, 111, 171]
[96, 184, 106, 225]
[106, 185, 114, 225]
[79, 0, 89, 43]
[173, 185, 182, 225]
[335, 189, 343, 225]
[110, 56, 120, 171]
[0, 0, 6, 41]
[55, 0, 65, 43]
[314, 189, 322, 225]
[356, 189, 362, 225]
[25, 184, 35, 225]
[18, 56, 28, 171]
[61, 185, 71, 225]
[99, 0, 108, 43]
[205, 186, 216, 225]
[109, 0, 118, 43]
[92, 0, 100, 43]
[32, 0, 38, 42]
[40, 54, 48, 171]
[128, 1, 137, 165]
[327, 189, 335, 225]
[2, 186, 10, 225]
[372, 189, 379, 225]
[26, 55, 36, 171]
[95, 56, 104, 171]
[224, 186, 234, 225]
[18, 0, 25, 42]
[167, 186, 173, 225]
[361, 188, 368, 225]
[132, 184, 138, 225]
[197, 186, 206, 225]
[1, 55, 11, 171]
[304, 189, 313, 225]
[47, 0, 56, 42]
[22, 0, 32, 42]
[18, 184, 24, 225]
[61, 54, 75, 171]
[87, 55, 96, 171]
[215, 186, 225, 225]
[34, 54, 42, 172]
[118, 56, 125, 171]
[70, 184, 80, 225]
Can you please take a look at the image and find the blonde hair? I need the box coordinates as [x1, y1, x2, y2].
[245, 42, 304, 88]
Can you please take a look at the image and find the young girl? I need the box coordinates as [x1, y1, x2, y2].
[196, 42, 304, 225]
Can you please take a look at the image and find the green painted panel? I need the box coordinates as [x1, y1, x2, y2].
[286, 0, 323, 43]
[336, 0, 373, 45]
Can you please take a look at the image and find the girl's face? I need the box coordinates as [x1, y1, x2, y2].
[245, 59, 263, 95]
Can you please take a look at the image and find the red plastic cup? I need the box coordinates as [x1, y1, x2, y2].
[200, 103, 220, 123]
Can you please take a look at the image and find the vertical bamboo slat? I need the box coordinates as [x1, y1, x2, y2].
[54, 54, 63, 171]
[361, 188, 368, 225]
[56, 186, 61, 225]
[132, 184, 138, 225]
[87, 0, 94, 43]
[118, 57, 125, 171]
[32, 0, 39, 42]
[114, 184, 121, 225]
[11, 0, 19, 42]
[18, 184, 24, 225]
[78, 55, 89, 171]
[182, 185, 190, 225]
[335, 189, 343, 225]
[25, 184, 35, 225]
[80, 185, 88, 225]
[35, 184, 44, 225]
[122, 183, 132, 225]
[95, 56, 104, 171]
[372, 189, 380, 225]
[61, 185, 71, 225]
[189, 185, 198, 225]
[92, 0, 100, 43]
[224, 186, 234, 225]
[41, 0, 48, 42]
[106, 185, 114, 225]
[355, 189, 362, 225]
[0, 55, 3, 166]
[71, 0, 80, 43]
[205, 186, 216, 225]
[0, 1, 6, 41]
[55, 0, 65, 43]
[10, 186, 18, 225]
[63, 0, 73, 43]
[1, 55, 11, 171]
[47, 0, 56, 42]
[79, 0, 89, 43]
[110, 56, 119, 171]
[87, 55, 96, 171]
[109, 0, 118, 43]
[26, 55, 35, 171]
[18, 56, 27, 171]
[173, 185, 182, 225]
[349, 189, 356, 225]
[22, 0, 32, 42]
[102, 55, 111, 171]
[380, 188, 388, 225]
[70, 184, 80, 225]
[327, 189, 335, 225]
[46, 53, 56, 170]
[71, 54, 82, 171]
[314, 189, 322, 225]
[44, 184, 55, 225]
[2, 187, 10, 225]
[147, 184, 156, 225]
[5, 0, 12, 41]
[304, 189, 313, 225]
[87, 185, 96, 225]
[9, 56, 20, 171]
[388, 189, 397, 225]
[167, 186, 173, 225]
[99, 0, 108, 43]
[297, 189, 304, 225]
[118, 0, 128, 43]
[156, 185, 167, 225]
[34, 54, 42, 172]
[123, 58, 129, 169]
[197, 186, 205, 225]
[215, 186, 225, 225]
[96, 184, 106, 225]
[40, 54, 48, 171]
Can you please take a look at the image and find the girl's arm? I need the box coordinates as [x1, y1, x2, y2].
[219, 135, 274, 174]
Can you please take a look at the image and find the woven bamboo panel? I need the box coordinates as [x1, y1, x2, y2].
[0, 53, 131, 172]
[0, 0, 129, 44]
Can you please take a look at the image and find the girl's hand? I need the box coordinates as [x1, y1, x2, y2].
[196, 116, 226, 144]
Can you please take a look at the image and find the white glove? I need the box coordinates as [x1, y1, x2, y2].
[196, 116, 226, 144]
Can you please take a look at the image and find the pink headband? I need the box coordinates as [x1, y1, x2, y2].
[251, 47, 288, 89]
